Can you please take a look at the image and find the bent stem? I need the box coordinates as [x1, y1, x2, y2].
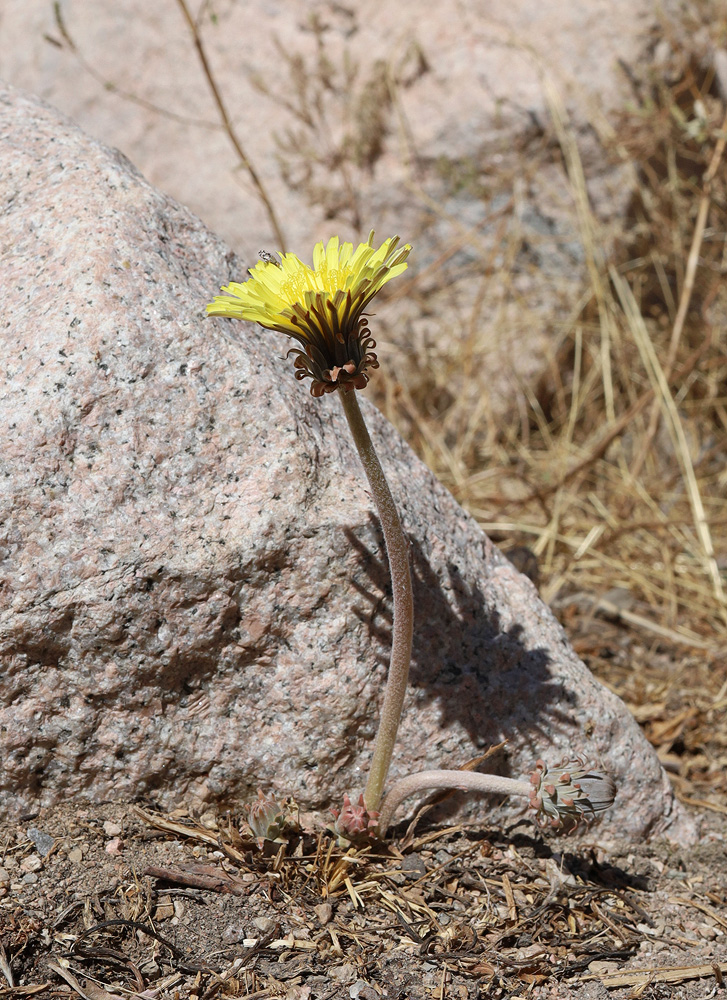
[339, 389, 414, 813]
[378, 771, 532, 837]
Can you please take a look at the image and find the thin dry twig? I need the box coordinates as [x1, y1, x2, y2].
[173, 0, 287, 251]
[50, 2, 220, 131]
[580, 960, 727, 989]
[378, 55, 727, 650]
[132, 806, 221, 847]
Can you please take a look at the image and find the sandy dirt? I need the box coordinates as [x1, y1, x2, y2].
[2, 795, 726, 1000]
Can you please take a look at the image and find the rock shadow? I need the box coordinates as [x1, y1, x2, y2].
[345, 515, 579, 776]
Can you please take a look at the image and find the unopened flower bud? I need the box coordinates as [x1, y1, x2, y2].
[331, 793, 380, 841]
[244, 790, 288, 845]
[528, 755, 616, 832]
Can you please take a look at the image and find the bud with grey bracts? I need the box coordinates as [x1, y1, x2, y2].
[529, 755, 617, 832]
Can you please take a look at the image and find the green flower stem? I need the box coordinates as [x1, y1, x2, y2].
[339, 389, 414, 814]
[378, 771, 533, 837]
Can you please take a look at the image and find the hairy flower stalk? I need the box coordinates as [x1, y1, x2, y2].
[378, 756, 616, 837]
[339, 388, 414, 813]
[378, 771, 532, 837]
[207, 233, 413, 814]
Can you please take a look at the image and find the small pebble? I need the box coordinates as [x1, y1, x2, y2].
[22, 872, 39, 885]
[27, 827, 55, 857]
[105, 837, 123, 855]
[588, 960, 619, 974]
[0, 868, 10, 884]
[68, 846, 84, 863]
[253, 916, 276, 933]
[199, 810, 218, 830]
[699, 922, 718, 940]
[314, 902, 333, 925]
[400, 853, 427, 876]
[636, 922, 657, 935]
[515, 943, 546, 960]
[350, 982, 378, 1000]
[103, 820, 122, 837]
[223, 923, 246, 944]
[20, 854, 42, 873]
[329, 964, 356, 985]
[154, 897, 175, 920]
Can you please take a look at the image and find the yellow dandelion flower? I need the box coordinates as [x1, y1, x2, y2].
[207, 232, 411, 396]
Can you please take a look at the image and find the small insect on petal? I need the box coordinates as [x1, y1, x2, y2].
[258, 250, 281, 267]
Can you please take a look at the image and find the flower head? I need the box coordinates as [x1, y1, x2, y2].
[528, 755, 616, 833]
[207, 232, 411, 396]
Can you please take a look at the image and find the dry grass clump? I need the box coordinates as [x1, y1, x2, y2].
[593, 641, 727, 814]
[374, 39, 727, 656]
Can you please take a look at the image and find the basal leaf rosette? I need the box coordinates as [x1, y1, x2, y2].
[207, 233, 411, 396]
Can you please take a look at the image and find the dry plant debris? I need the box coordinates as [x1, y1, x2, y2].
[1, 803, 726, 1000]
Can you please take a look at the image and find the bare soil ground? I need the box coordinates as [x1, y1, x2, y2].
[1, 784, 726, 1000]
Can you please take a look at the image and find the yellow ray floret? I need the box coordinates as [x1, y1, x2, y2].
[206, 232, 411, 396]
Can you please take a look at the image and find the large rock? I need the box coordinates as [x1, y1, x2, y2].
[0, 85, 691, 841]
